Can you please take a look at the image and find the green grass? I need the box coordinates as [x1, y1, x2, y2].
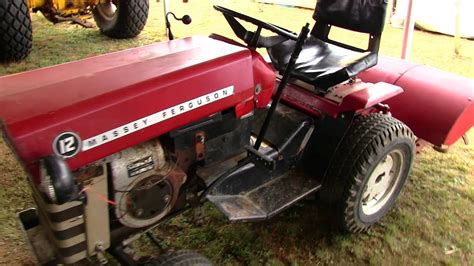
[0, 0, 473, 264]
[136, 130, 474, 265]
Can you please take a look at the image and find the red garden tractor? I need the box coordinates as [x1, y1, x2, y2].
[0, 0, 472, 264]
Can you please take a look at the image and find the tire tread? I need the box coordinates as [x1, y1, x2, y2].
[322, 113, 415, 233]
[0, 0, 32, 62]
[94, 0, 149, 39]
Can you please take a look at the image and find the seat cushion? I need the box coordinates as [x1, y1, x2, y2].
[268, 36, 377, 90]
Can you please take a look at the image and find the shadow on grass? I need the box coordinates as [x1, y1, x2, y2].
[143, 197, 363, 265]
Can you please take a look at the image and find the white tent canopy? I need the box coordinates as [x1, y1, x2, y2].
[392, 0, 474, 39]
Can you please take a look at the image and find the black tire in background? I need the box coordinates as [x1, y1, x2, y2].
[145, 250, 212, 266]
[0, 0, 32, 62]
[93, 0, 149, 39]
[320, 113, 416, 233]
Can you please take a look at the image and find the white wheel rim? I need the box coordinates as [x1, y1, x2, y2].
[96, 1, 117, 20]
[361, 149, 404, 215]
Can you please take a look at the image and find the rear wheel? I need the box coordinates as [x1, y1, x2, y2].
[93, 0, 149, 39]
[321, 113, 415, 233]
[0, 0, 32, 62]
[145, 250, 212, 266]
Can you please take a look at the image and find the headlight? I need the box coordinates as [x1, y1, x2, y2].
[39, 156, 79, 204]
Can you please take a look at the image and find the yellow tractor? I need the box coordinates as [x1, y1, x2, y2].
[0, 0, 150, 62]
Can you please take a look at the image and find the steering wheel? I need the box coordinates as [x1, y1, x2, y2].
[214, 5, 298, 47]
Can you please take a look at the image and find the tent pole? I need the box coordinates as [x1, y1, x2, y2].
[401, 0, 415, 60]
[454, 0, 461, 55]
[163, 0, 170, 36]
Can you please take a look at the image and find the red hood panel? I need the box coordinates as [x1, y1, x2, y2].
[0, 36, 256, 174]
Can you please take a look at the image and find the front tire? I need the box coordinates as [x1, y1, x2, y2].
[0, 0, 32, 62]
[145, 250, 212, 266]
[93, 0, 149, 39]
[322, 113, 416, 233]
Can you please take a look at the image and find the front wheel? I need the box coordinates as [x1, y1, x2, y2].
[321, 113, 416, 233]
[93, 0, 149, 39]
[144, 250, 212, 266]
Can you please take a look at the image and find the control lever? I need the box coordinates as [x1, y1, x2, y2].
[166, 12, 192, 40]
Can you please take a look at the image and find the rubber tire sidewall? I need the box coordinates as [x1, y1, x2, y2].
[320, 113, 416, 233]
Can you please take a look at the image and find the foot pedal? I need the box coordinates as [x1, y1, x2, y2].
[206, 163, 321, 221]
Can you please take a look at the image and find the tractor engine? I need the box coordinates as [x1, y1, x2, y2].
[109, 140, 186, 228]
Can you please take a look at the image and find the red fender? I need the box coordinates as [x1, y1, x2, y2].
[359, 56, 474, 147]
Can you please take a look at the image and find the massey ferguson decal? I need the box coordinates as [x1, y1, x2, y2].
[81, 86, 235, 152]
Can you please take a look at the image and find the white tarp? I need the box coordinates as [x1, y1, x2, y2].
[392, 0, 474, 39]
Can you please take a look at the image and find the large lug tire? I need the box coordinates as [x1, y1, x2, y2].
[93, 0, 149, 39]
[321, 113, 416, 233]
[145, 250, 212, 266]
[0, 0, 32, 62]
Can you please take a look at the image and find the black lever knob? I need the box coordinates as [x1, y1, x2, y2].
[181, 15, 192, 25]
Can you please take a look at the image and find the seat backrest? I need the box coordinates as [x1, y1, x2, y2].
[312, 0, 388, 52]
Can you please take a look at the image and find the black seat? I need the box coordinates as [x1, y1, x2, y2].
[268, 0, 388, 91]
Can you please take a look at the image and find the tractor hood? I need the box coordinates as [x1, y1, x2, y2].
[0, 36, 274, 180]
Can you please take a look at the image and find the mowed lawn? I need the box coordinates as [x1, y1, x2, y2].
[0, 0, 473, 265]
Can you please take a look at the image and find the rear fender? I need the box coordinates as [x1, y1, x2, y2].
[359, 56, 474, 147]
